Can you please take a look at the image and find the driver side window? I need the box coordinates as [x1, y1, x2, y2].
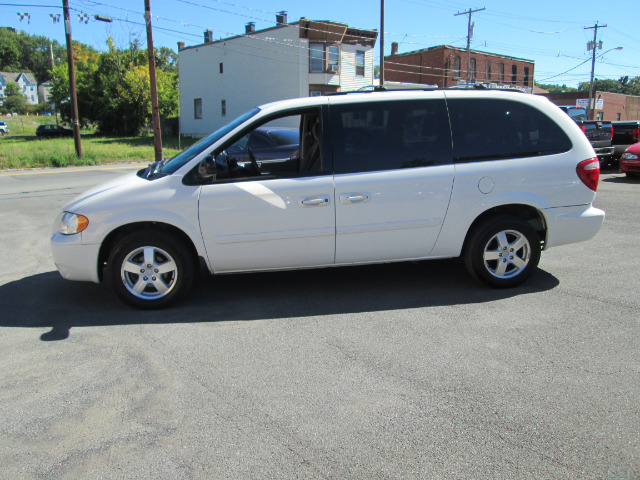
[213, 110, 323, 181]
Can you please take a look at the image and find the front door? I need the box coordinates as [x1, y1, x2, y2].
[198, 109, 335, 273]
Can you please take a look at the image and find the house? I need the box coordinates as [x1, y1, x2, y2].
[178, 12, 378, 137]
[384, 44, 535, 93]
[0, 72, 39, 106]
[39, 81, 54, 107]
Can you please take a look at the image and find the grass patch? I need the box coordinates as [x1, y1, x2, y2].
[0, 116, 198, 170]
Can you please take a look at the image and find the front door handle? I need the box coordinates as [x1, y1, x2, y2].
[339, 192, 370, 204]
[300, 195, 330, 207]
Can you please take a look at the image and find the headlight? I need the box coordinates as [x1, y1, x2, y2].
[57, 212, 89, 235]
[622, 152, 639, 160]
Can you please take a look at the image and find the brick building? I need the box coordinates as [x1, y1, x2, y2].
[384, 44, 535, 92]
[541, 91, 640, 121]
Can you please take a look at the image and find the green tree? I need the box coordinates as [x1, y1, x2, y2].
[3, 82, 27, 114]
[156, 47, 178, 74]
[577, 76, 640, 96]
[50, 36, 179, 135]
[0, 29, 66, 83]
[0, 30, 20, 70]
[534, 82, 577, 93]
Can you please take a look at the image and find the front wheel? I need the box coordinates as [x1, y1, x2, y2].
[107, 231, 194, 309]
[464, 216, 541, 288]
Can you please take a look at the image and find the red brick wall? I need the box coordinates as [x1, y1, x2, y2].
[384, 46, 534, 89]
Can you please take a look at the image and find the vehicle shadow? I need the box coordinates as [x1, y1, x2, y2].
[602, 174, 640, 184]
[0, 260, 559, 341]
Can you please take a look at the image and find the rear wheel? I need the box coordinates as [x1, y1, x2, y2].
[107, 231, 194, 309]
[464, 215, 541, 288]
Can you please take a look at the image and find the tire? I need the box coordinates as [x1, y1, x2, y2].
[107, 230, 194, 309]
[464, 215, 541, 288]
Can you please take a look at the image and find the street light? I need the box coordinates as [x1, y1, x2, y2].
[587, 46, 623, 120]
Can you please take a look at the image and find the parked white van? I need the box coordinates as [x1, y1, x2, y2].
[51, 89, 604, 308]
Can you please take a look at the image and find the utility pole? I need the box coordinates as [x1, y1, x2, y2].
[455, 7, 485, 84]
[49, 43, 60, 127]
[144, 0, 163, 162]
[380, 0, 385, 87]
[585, 22, 606, 120]
[62, 0, 82, 158]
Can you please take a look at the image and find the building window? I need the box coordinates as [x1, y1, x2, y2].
[485, 60, 491, 81]
[499, 63, 505, 83]
[617, 113, 622, 121]
[356, 50, 365, 76]
[219, 63, 224, 74]
[328, 45, 339, 73]
[310, 44, 324, 73]
[310, 44, 341, 73]
[511, 65, 517, 85]
[454, 56, 461, 78]
[221, 99, 226, 117]
[194, 98, 202, 119]
[470, 58, 477, 82]
[523, 66, 530, 86]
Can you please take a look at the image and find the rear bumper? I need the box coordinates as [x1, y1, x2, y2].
[544, 205, 605, 249]
[594, 146, 615, 162]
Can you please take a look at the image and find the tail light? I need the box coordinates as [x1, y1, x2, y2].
[633, 126, 640, 143]
[579, 124, 586, 134]
[577, 158, 600, 192]
[610, 124, 614, 140]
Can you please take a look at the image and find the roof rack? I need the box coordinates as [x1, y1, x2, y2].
[445, 83, 526, 93]
[328, 83, 527, 96]
[328, 85, 438, 96]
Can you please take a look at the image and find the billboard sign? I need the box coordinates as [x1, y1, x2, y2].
[577, 98, 604, 110]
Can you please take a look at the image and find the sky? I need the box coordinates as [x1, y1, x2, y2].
[2, 0, 639, 88]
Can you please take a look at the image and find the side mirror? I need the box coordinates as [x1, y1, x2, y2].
[197, 154, 217, 180]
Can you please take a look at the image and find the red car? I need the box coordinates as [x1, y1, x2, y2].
[620, 143, 640, 178]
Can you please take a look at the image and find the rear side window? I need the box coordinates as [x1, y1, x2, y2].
[331, 100, 452, 174]
[447, 99, 572, 162]
[565, 108, 588, 122]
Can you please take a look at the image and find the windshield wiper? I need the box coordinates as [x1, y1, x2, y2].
[143, 159, 170, 179]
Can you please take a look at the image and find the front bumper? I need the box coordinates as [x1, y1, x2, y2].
[51, 232, 101, 283]
[544, 205, 605, 249]
[620, 158, 640, 175]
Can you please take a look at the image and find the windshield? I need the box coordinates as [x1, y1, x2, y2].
[160, 108, 260, 174]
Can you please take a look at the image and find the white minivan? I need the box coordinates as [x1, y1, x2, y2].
[51, 89, 605, 308]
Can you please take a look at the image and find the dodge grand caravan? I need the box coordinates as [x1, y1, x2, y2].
[51, 89, 605, 308]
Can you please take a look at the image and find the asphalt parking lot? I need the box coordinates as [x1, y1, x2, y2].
[0, 164, 638, 479]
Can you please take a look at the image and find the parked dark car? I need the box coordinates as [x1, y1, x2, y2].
[620, 142, 640, 178]
[612, 120, 640, 158]
[558, 106, 615, 165]
[227, 127, 300, 174]
[36, 124, 73, 138]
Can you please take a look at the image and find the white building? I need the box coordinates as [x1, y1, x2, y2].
[178, 14, 378, 137]
[0, 72, 39, 106]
